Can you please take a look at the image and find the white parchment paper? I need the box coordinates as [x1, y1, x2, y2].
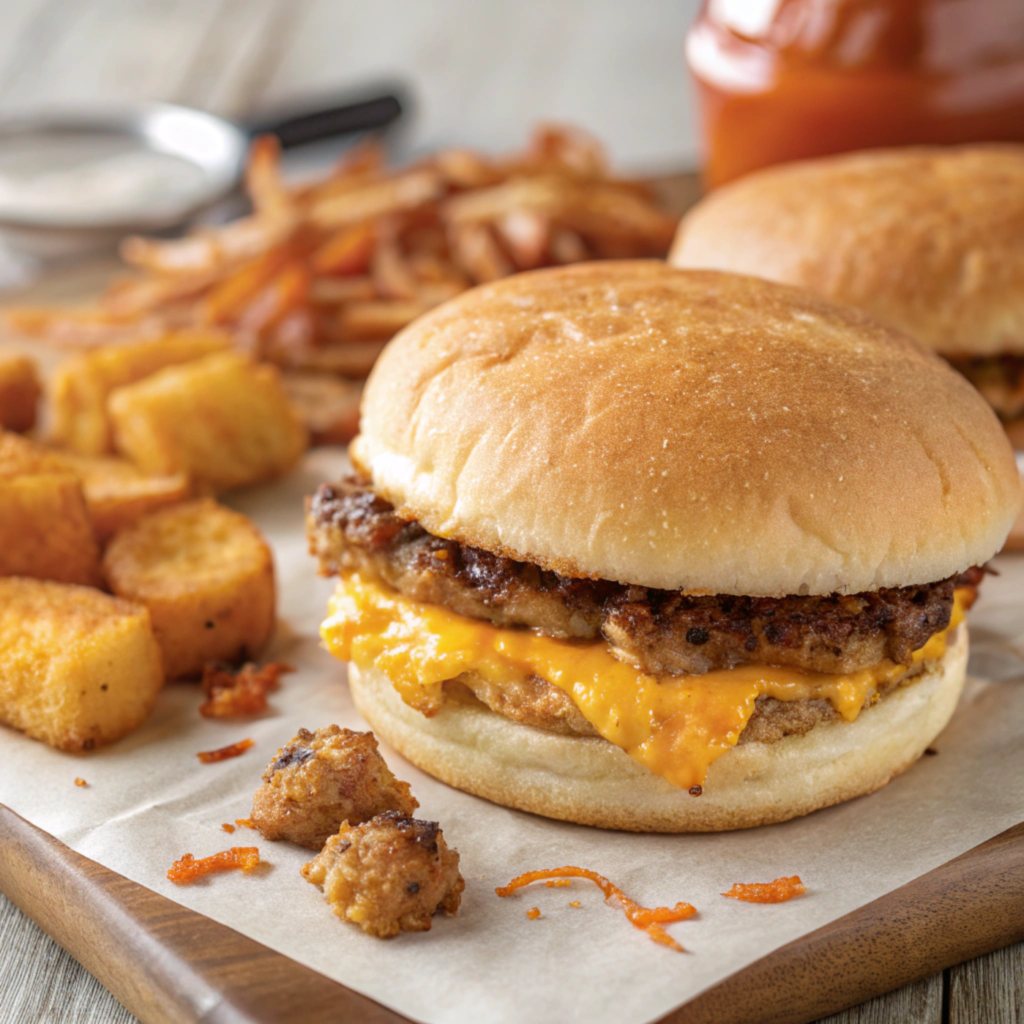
[1, 449, 1022, 1024]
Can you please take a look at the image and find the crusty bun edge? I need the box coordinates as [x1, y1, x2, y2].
[356, 264, 1022, 596]
[348, 626, 968, 832]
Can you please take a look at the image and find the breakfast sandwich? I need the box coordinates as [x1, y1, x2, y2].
[307, 262, 1021, 832]
[668, 145, 1024, 448]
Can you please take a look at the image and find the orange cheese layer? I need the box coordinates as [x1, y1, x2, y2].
[322, 574, 967, 791]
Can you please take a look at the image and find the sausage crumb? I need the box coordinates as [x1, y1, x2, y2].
[301, 811, 464, 938]
[199, 662, 294, 718]
[251, 726, 418, 849]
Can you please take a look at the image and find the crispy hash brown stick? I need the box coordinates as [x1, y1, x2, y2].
[722, 876, 806, 903]
[196, 738, 255, 764]
[5, 126, 674, 369]
[496, 867, 696, 951]
[167, 847, 260, 884]
[4, 125, 677, 449]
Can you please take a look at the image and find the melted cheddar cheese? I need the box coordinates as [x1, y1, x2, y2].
[322, 575, 967, 790]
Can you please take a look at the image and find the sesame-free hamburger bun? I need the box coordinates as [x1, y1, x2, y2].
[669, 146, 1024, 443]
[670, 146, 1024, 359]
[315, 263, 1021, 831]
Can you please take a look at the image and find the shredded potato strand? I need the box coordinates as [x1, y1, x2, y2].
[496, 866, 695, 952]
[167, 847, 260, 884]
[196, 738, 255, 763]
[722, 876, 806, 903]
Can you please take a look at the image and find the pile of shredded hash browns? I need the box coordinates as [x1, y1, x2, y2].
[7, 125, 678, 443]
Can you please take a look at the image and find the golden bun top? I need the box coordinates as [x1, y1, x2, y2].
[670, 145, 1024, 356]
[354, 263, 1021, 596]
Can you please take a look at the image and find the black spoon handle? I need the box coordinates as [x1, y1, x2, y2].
[242, 86, 407, 149]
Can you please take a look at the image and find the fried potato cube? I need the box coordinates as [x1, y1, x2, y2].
[50, 329, 231, 455]
[251, 726, 418, 849]
[301, 812, 464, 938]
[0, 474, 102, 586]
[108, 352, 308, 493]
[56, 452, 191, 542]
[0, 354, 41, 432]
[102, 499, 275, 679]
[0, 435, 191, 542]
[0, 432, 68, 476]
[0, 577, 163, 751]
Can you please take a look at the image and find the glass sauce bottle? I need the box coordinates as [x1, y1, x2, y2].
[687, 0, 1024, 187]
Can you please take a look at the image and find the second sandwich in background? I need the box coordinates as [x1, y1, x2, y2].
[669, 145, 1024, 450]
[307, 263, 1021, 833]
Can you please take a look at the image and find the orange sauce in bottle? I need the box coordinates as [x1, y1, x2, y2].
[687, 0, 1024, 187]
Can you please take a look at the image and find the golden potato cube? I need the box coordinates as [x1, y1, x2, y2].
[108, 352, 308, 493]
[0, 432, 69, 476]
[50, 329, 230, 455]
[0, 355, 41, 433]
[0, 577, 163, 751]
[102, 499, 276, 679]
[0, 435, 190, 542]
[0, 474, 102, 586]
[57, 452, 192, 542]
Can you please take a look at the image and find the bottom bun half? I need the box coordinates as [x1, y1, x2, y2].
[348, 626, 968, 833]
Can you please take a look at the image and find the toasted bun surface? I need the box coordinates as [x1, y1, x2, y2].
[354, 263, 1020, 596]
[349, 625, 967, 832]
[670, 146, 1024, 357]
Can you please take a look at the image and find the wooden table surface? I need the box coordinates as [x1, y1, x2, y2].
[0, 1, 1021, 1022]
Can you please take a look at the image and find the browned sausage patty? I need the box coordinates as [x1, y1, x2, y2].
[948, 355, 1024, 422]
[308, 476, 981, 678]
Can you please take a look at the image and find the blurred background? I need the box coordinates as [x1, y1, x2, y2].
[0, 0, 701, 175]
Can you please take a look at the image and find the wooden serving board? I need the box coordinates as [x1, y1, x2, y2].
[1, 805, 1022, 1024]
